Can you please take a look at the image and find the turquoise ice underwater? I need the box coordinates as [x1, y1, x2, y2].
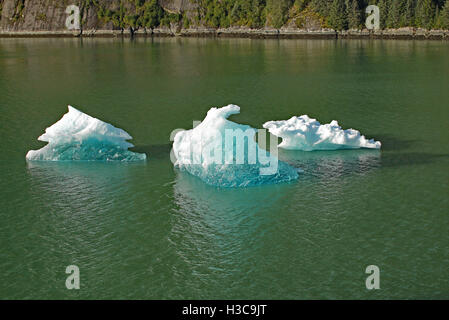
[26, 106, 146, 161]
[26, 104, 381, 187]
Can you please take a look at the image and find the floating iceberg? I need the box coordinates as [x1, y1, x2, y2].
[263, 115, 381, 151]
[172, 104, 299, 187]
[26, 106, 146, 161]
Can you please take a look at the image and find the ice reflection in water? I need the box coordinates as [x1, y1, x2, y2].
[169, 171, 293, 297]
[278, 148, 381, 181]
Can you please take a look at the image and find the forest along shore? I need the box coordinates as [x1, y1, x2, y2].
[0, 0, 448, 40]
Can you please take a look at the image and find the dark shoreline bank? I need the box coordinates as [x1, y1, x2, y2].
[1, 27, 448, 40]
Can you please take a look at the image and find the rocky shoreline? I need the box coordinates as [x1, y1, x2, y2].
[1, 26, 448, 40]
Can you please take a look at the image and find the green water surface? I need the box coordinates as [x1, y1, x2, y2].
[0, 38, 448, 299]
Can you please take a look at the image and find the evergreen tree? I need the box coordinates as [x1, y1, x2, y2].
[387, 0, 405, 28]
[328, 0, 347, 30]
[267, 0, 294, 28]
[138, 0, 164, 29]
[441, 0, 449, 29]
[377, 0, 390, 28]
[249, 0, 267, 28]
[311, 0, 334, 17]
[415, 0, 436, 28]
[402, 0, 416, 26]
[433, 5, 441, 27]
[346, 0, 361, 29]
[228, 0, 266, 28]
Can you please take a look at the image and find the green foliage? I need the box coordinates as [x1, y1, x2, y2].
[435, 0, 449, 28]
[346, 0, 361, 29]
[36, 13, 47, 22]
[12, 0, 25, 22]
[183, 13, 191, 29]
[267, 0, 294, 28]
[201, 0, 229, 27]
[328, 0, 347, 30]
[403, 0, 416, 27]
[73, 0, 449, 31]
[160, 12, 181, 27]
[295, 0, 312, 11]
[377, 0, 390, 29]
[415, 0, 436, 28]
[95, 0, 164, 30]
[310, 0, 333, 18]
[198, 0, 267, 28]
[138, 0, 165, 29]
[386, 0, 404, 28]
[294, 6, 329, 28]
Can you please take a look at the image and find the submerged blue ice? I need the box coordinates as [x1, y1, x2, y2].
[26, 106, 146, 161]
[172, 105, 299, 187]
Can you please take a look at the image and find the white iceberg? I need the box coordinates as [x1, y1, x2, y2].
[26, 106, 146, 161]
[263, 115, 381, 151]
[172, 104, 299, 187]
